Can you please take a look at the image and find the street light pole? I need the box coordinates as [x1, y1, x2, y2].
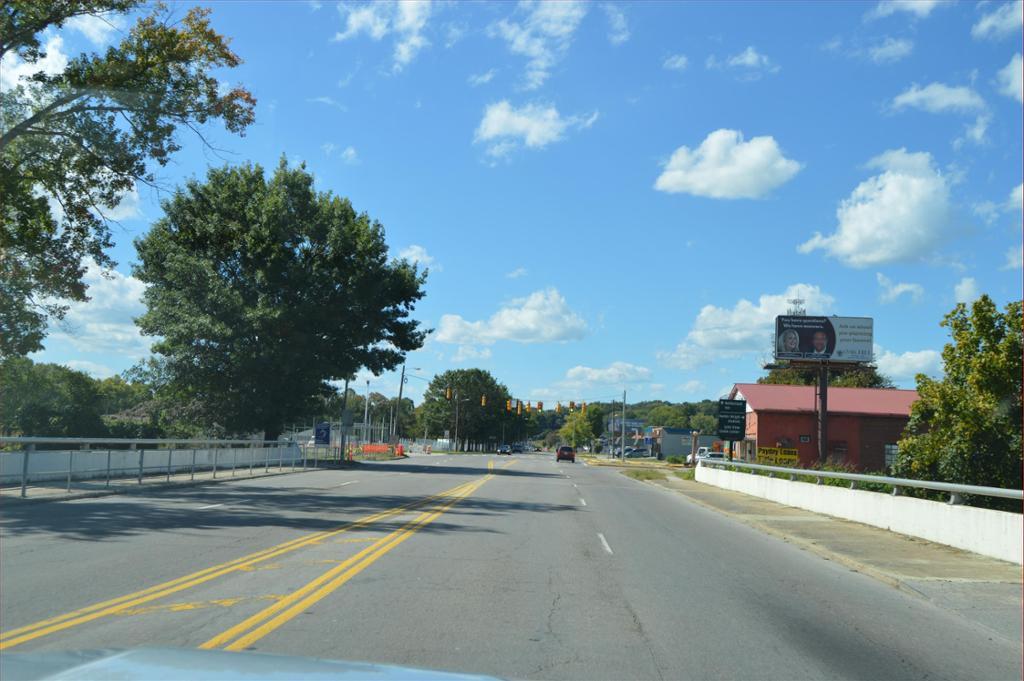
[454, 390, 460, 453]
[364, 379, 371, 444]
[621, 389, 626, 460]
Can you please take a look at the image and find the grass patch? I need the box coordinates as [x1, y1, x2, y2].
[623, 469, 666, 481]
[674, 469, 695, 481]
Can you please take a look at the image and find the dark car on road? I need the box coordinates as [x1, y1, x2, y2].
[556, 446, 575, 463]
[497, 444, 512, 455]
[511, 444, 524, 453]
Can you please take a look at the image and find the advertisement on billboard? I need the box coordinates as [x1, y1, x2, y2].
[774, 316, 873, 363]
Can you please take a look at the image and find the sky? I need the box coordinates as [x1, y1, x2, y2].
[12, 0, 1024, 407]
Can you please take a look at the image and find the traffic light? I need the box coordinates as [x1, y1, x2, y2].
[556, 402, 561, 413]
[527, 401, 532, 412]
[506, 399, 512, 412]
[537, 401, 543, 411]
[445, 387, 452, 400]
[569, 401, 575, 412]
[517, 400, 522, 415]
[481, 395, 487, 407]
[582, 402, 587, 415]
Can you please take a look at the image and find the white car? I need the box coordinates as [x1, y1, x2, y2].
[686, 447, 723, 464]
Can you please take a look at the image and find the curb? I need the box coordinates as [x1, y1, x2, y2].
[0, 465, 337, 506]
[625, 473, 930, 600]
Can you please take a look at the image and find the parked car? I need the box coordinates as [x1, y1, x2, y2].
[556, 446, 576, 463]
[686, 448, 725, 464]
[497, 444, 512, 455]
[626, 447, 650, 458]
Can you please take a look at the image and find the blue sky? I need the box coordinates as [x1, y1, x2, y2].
[16, 0, 1024, 405]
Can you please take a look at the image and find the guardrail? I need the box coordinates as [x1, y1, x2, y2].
[1, 436, 305, 498]
[698, 459, 1023, 504]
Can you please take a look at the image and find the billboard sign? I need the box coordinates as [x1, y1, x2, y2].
[756, 447, 799, 466]
[717, 399, 746, 440]
[774, 316, 873, 363]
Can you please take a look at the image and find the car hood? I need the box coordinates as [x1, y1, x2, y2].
[0, 648, 503, 681]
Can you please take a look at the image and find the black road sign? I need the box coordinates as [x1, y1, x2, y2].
[717, 399, 746, 440]
[314, 422, 331, 445]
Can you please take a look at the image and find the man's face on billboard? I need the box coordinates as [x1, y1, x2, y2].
[813, 331, 827, 352]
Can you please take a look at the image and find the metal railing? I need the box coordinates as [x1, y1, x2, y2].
[698, 459, 1024, 504]
[1, 436, 306, 498]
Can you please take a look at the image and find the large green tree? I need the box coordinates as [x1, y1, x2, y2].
[894, 296, 1022, 508]
[1, 1, 255, 358]
[419, 369, 512, 448]
[558, 411, 594, 448]
[133, 159, 427, 441]
[758, 364, 894, 388]
[0, 357, 105, 436]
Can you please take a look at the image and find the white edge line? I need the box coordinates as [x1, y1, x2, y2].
[598, 532, 613, 554]
[198, 503, 226, 510]
[579, 498, 587, 506]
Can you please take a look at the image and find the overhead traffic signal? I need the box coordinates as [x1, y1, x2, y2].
[569, 401, 575, 412]
[556, 402, 561, 413]
[481, 395, 487, 407]
[537, 401, 543, 411]
[506, 399, 512, 412]
[517, 400, 522, 415]
[445, 387, 452, 400]
[582, 402, 587, 415]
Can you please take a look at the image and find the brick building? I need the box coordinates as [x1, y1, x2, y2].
[728, 383, 918, 471]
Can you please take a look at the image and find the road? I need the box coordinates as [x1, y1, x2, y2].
[1, 454, 1020, 680]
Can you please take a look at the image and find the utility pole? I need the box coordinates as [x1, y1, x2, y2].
[339, 377, 350, 459]
[363, 379, 370, 445]
[454, 389, 460, 453]
[393, 363, 407, 442]
[621, 389, 626, 460]
[817, 362, 829, 464]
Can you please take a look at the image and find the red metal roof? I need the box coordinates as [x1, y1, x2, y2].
[730, 383, 918, 417]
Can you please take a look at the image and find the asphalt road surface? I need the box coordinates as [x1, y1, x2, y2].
[1, 454, 1020, 680]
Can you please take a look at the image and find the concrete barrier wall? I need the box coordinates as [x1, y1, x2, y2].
[0, 445, 303, 485]
[696, 465, 1023, 565]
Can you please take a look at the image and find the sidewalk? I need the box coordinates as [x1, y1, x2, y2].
[639, 471, 1022, 644]
[0, 460, 337, 504]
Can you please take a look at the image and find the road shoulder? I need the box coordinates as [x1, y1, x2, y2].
[631, 470, 1023, 645]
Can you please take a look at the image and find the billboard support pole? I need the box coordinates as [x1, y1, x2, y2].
[817, 363, 829, 464]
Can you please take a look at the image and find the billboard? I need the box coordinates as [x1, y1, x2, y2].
[756, 447, 799, 465]
[774, 316, 873, 363]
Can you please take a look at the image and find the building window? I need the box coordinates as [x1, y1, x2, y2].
[799, 435, 810, 443]
[884, 443, 899, 469]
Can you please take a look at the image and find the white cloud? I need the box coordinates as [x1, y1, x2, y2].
[707, 46, 779, 78]
[64, 360, 116, 379]
[565, 362, 651, 385]
[0, 35, 69, 90]
[972, 1, 1023, 40]
[654, 129, 802, 199]
[954, 113, 991, 148]
[309, 0, 323, 10]
[892, 82, 985, 113]
[452, 345, 492, 363]
[662, 54, 689, 71]
[321, 142, 338, 155]
[102, 184, 142, 221]
[47, 261, 151, 357]
[658, 283, 834, 369]
[1009, 183, 1024, 212]
[679, 379, 704, 394]
[996, 53, 1023, 104]
[66, 13, 125, 46]
[398, 244, 437, 269]
[468, 69, 496, 86]
[506, 267, 527, 279]
[333, 1, 433, 71]
[1004, 244, 1023, 269]
[474, 100, 596, 159]
[307, 95, 347, 111]
[868, 36, 913, 63]
[435, 288, 587, 346]
[867, 0, 942, 20]
[799, 149, 954, 268]
[876, 272, 924, 303]
[603, 4, 630, 45]
[874, 346, 942, 381]
[489, 0, 588, 90]
[341, 146, 359, 164]
[444, 22, 467, 48]
[953, 276, 980, 303]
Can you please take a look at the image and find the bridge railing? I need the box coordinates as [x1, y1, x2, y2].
[1, 436, 305, 498]
[698, 458, 1023, 504]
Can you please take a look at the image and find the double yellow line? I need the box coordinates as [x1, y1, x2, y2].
[202, 473, 492, 650]
[0, 478, 480, 651]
